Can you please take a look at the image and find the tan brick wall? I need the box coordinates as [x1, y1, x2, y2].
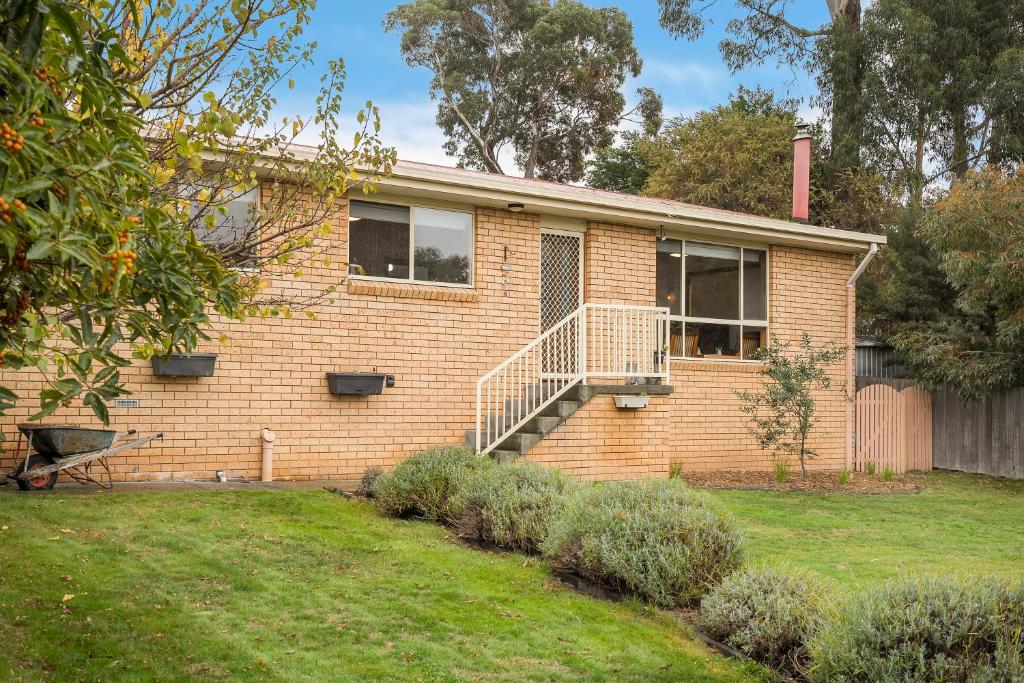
[1, 200, 543, 482]
[584, 222, 656, 305]
[529, 243, 856, 478]
[0, 195, 856, 483]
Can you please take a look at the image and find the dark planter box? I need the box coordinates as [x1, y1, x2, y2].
[152, 353, 218, 377]
[327, 372, 391, 396]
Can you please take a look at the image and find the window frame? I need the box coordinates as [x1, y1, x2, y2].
[661, 237, 770, 363]
[346, 198, 475, 288]
[191, 183, 263, 273]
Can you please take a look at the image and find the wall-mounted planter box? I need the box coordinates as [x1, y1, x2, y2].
[613, 395, 650, 410]
[327, 372, 393, 396]
[152, 353, 217, 377]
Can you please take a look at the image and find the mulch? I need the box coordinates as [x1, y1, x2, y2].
[681, 469, 926, 494]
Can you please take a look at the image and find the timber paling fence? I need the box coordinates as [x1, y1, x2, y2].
[932, 387, 1024, 479]
[855, 383, 933, 474]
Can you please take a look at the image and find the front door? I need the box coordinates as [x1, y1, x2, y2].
[540, 230, 583, 330]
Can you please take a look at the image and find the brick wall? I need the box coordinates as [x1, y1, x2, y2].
[0, 193, 856, 483]
[1, 200, 542, 483]
[528, 244, 856, 478]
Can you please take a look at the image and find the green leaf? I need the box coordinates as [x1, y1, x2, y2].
[84, 392, 110, 425]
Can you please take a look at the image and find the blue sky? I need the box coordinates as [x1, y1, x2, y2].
[283, 1, 830, 167]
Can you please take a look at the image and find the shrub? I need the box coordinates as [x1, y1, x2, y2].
[541, 478, 744, 607]
[699, 565, 831, 674]
[372, 446, 490, 524]
[809, 574, 1024, 682]
[456, 461, 579, 554]
[864, 461, 877, 475]
[882, 465, 894, 481]
[357, 466, 383, 498]
[837, 469, 850, 485]
[668, 462, 684, 479]
[772, 456, 790, 483]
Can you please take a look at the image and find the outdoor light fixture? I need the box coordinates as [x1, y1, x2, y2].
[507, 202, 525, 212]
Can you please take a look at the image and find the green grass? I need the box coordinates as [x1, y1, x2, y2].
[708, 471, 1024, 589]
[0, 489, 756, 682]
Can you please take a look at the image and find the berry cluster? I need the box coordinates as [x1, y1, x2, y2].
[0, 196, 27, 224]
[107, 248, 137, 275]
[32, 66, 63, 97]
[1, 122, 25, 154]
[28, 109, 44, 127]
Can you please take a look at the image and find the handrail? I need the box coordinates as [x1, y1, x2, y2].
[475, 304, 670, 455]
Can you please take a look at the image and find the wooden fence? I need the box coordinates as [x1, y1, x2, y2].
[933, 387, 1024, 479]
[855, 383, 933, 473]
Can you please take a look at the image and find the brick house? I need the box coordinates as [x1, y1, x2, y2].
[1, 145, 884, 485]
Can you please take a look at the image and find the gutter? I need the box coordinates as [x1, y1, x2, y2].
[847, 243, 879, 287]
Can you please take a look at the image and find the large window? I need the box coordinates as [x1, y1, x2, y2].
[657, 239, 768, 361]
[348, 200, 472, 285]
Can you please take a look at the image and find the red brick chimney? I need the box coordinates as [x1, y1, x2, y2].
[791, 122, 811, 223]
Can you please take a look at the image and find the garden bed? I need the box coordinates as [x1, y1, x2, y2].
[681, 469, 925, 494]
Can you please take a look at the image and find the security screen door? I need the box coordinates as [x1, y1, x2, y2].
[540, 231, 583, 330]
[540, 231, 583, 377]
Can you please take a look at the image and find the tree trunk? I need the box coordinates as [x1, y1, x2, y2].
[523, 113, 541, 179]
[826, 0, 864, 174]
[950, 104, 970, 179]
[912, 104, 927, 211]
[799, 433, 808, 476]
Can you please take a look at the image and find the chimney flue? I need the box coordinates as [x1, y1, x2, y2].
[792, 122, 812, 224]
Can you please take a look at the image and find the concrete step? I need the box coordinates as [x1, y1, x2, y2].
[489, 449, 521, 464]
[540, 400, 580, 418]
[521, 415, 564, 435]
[496, 431, 543, 454]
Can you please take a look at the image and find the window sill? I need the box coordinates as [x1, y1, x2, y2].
[346, 277, 478, 302]
[670, 357, 765, 373]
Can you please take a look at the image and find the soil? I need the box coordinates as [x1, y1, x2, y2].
[681, 469, 926, 494]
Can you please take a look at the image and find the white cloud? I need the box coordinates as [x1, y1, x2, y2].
[641, 59, 722, 96]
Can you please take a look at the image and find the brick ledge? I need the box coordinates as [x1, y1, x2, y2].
[671, 360, 765, 374]
[346, 278, 479, 302]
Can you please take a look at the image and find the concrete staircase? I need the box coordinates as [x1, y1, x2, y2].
[465, 383, 672, 461]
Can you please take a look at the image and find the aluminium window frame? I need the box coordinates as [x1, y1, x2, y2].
[664, 237, 770, 363]
[346, 198, 476, 288]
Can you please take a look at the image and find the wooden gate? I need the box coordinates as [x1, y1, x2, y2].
[855, 383, 933, 473]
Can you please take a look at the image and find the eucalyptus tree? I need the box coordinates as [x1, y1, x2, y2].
[657, 0, 865, 174]
[857, 0, 1024, 207]
[889, 168, 1024, 399]
[385, 0, 661, 183]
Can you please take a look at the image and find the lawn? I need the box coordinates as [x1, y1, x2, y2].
[707, 470, 1024, 589]
[1, 471, 1020, 681]
[0, 488, 755, 682]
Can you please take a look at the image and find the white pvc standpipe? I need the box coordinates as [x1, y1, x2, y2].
[261, 428, 276, 482]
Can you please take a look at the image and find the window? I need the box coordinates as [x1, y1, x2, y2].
[658, 238, 768, 361]
[348, 200, 472, 285]
[193, 186, 260, 268]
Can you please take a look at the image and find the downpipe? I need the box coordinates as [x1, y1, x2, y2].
[845, 243, 879, 470]
[847, 243, 879, 287]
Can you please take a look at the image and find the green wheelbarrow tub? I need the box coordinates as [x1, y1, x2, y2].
[17, 425, 118, 458]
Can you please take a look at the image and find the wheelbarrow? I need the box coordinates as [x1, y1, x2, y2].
[6, 424, 163, 491]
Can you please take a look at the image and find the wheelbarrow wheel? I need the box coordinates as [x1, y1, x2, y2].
[15, 455, 58, 491]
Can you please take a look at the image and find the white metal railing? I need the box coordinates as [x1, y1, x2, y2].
[475, 304, 670, 455]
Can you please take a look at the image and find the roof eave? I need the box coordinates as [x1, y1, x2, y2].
[379, 163, 886, 254]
